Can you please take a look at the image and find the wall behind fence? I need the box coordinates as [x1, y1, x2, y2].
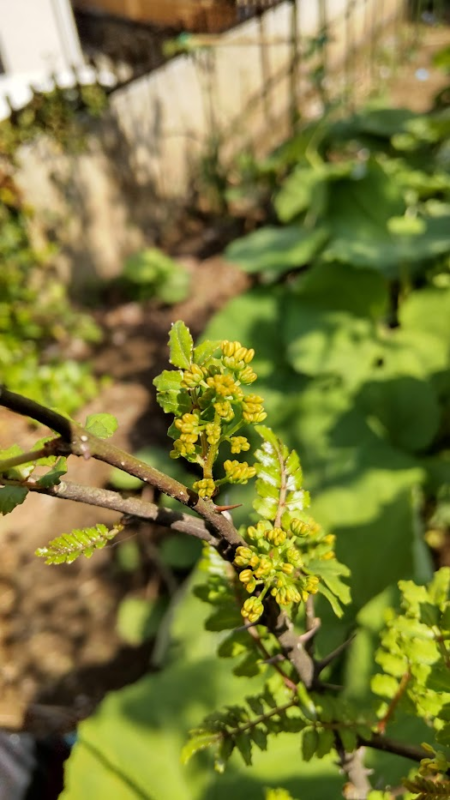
[18, 0, 406, 282]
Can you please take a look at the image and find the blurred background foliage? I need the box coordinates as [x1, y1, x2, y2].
[62, 87, 450, 798]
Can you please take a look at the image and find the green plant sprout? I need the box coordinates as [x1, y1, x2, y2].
[0, 322, 449, 800]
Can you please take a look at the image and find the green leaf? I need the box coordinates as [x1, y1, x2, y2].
[338, 728, 357, 753]
[225, 226, 328, 276]
[371, 673, 399, 699]
[253, 426, 307, 526]
[307, 559, 351, 607]
[180, 732, 221, 766]
[235, 732, 253, 766]
[169, 321, 193, 369]
[36, 523, 121, 565]
[315, 728, 335, 759]
[204, 605, 242, 631]
[36, 458, 67, 487]
[153, 370, 191, 415]
[302, 728, 319, 762]
[193, 340, 221, 365]
[0, 485, 28, 514]
[358, 375, 440, 453]
[274, 166, 325, 222]
[250, 726, 268, 752]
[84, 413, 118, 439]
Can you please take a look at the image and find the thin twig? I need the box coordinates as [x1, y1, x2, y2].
[0, 477, 218, 547]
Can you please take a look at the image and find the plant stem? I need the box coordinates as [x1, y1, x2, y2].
[0, 442, 59, 473]
[0, 386, 245, 554]
[376, 671, 411, 734]
[2, 477, 217, 546]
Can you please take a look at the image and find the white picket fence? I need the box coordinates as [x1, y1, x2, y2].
[17, 0, 406, 282]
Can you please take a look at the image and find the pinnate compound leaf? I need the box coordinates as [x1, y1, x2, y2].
[36, 523, 122, 565]
[0, 485, 28, 515]
[169, 320, 193, 369]
[84, 413, 118, 439]
[253, 426, 308, 525]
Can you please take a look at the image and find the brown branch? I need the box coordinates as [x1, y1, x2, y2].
[0, 386, 245, 557]
[4, 478, 217, 547]
[358, 732, 428, 764]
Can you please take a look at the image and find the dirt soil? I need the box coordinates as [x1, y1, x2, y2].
[1, 20, 450, 741]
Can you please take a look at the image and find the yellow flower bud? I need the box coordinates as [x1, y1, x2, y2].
[239, 569, 254, 584]
[241, 597, 264, 623]
[193, 478, 216, 498]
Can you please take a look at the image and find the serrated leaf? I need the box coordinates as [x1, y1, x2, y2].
[246, 696, 265, 716]
[307, 558, 351, 606]
[215, 736, 234, 773]
[235, 731, 253, 765]
[193, 340, 220, 365]
[153, 370, 191, 415]
[0, 485, 28, 515]
[301, 727, 319, 761]
[84, 413, 118, 439]
[169, 321, 193, 369]
[36, 458, 67, 487]
[233, 652, 261, 677]
[315, 728, 335, 758]
[181, 732, 220, 765]
[316, 583, 344, 617]
[250, 726, 268, 751]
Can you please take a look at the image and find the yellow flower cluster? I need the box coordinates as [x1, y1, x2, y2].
[241, 596, 264, 624]
[234, 519, 321, 623]
[165, 335, 264, 498]
[221, 341, 257, 383]
[224, 460, 257, 484]
[193, 478, 216, 498]
[230, 436, 250, 454]
[242, 395, 267, 424]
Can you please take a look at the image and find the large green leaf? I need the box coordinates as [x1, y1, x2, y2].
[322, 161, 450, 275]
[285, 307, 379, 385]
[225, 226, 328, 275]
[282, 263, 386, 385]
[399, 285, 450, 349]
[292, 261, 388, 319]
[358, 375, 440, 453]
[274, 166, 324, 222]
